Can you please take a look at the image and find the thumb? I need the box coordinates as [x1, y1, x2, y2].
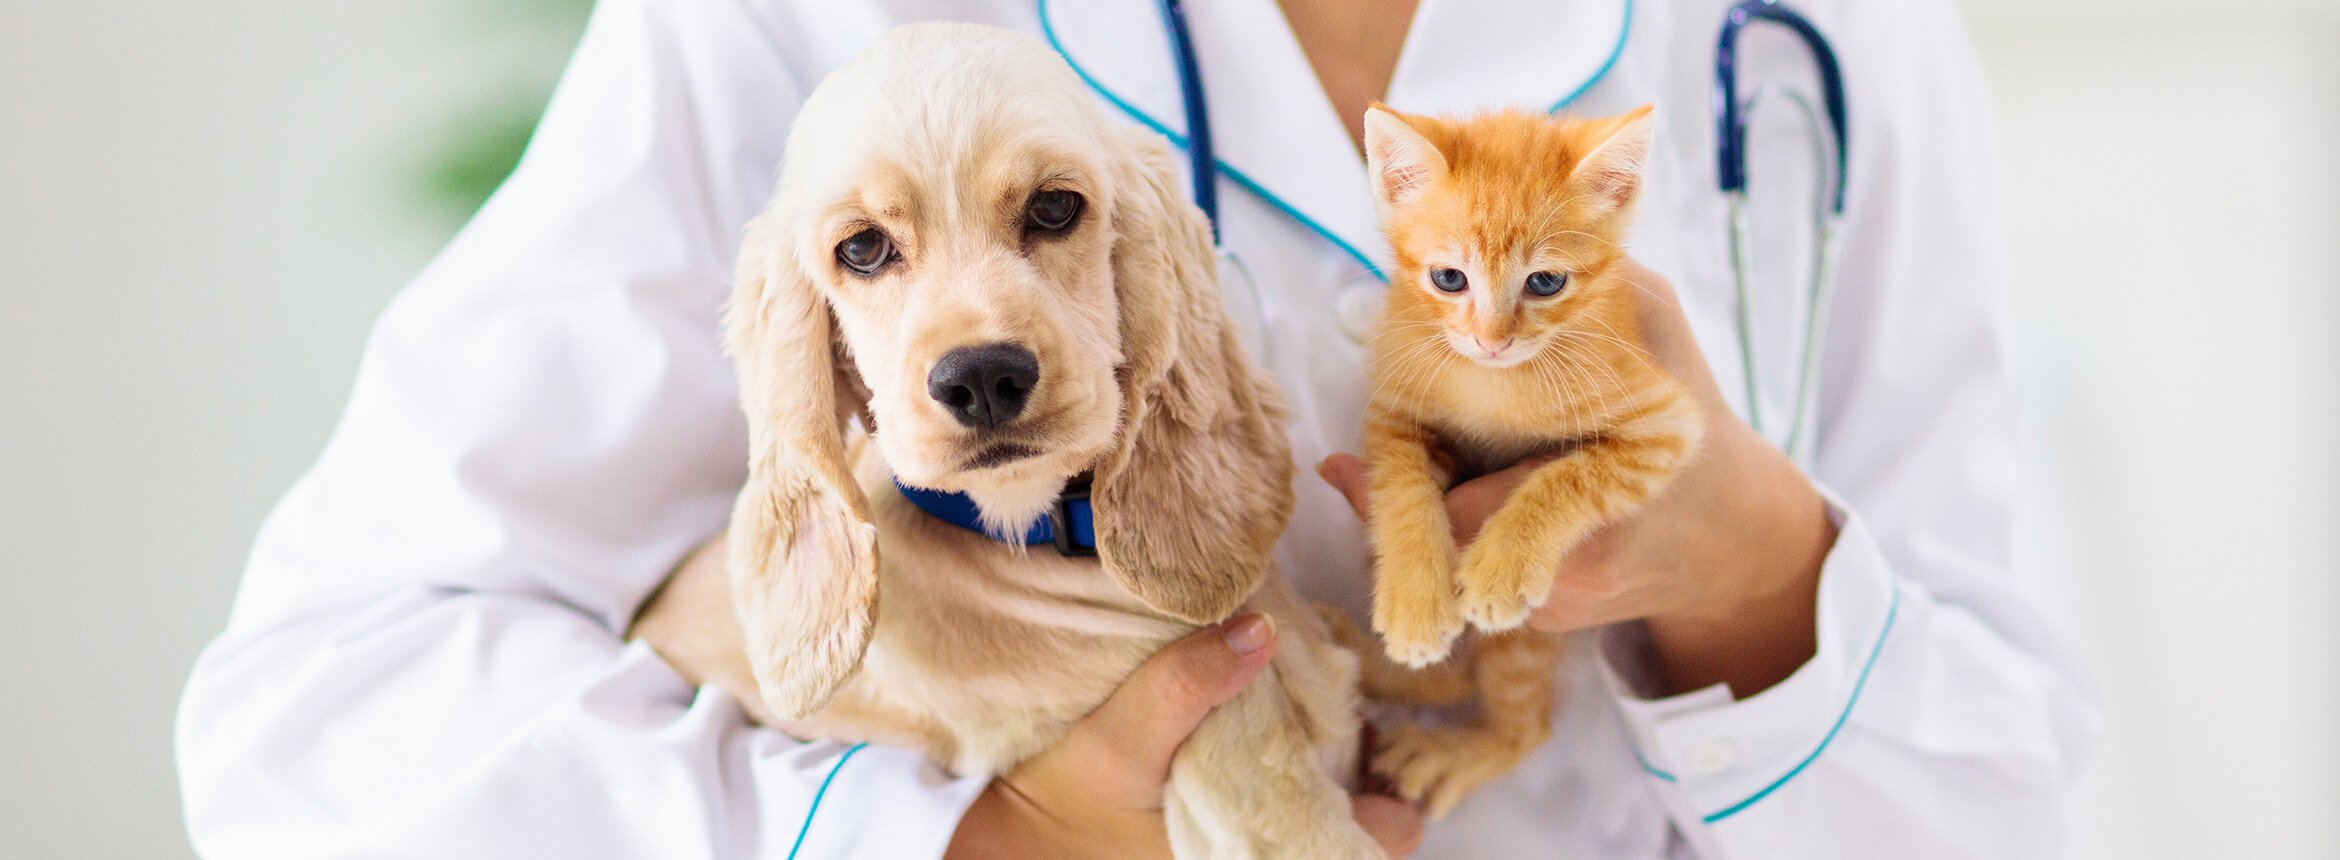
[1352, 794, 1427, 857]
[1051, 614, 1278, 806]
[1316, 454, 1371, 521]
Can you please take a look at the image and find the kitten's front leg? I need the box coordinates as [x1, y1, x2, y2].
[1456, 399, 1701, 630]
[1363, 411, 1465, 667]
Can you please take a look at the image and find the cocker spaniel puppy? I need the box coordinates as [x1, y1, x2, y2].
[723, 23, 1377, 858]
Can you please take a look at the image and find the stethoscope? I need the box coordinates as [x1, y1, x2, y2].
[1713, 0, 1847, 460]
[1151, 0, 1849, 460]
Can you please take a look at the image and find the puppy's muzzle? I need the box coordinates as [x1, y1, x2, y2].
[928, 342, 1040, 429]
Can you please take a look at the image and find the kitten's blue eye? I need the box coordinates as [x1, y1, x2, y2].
[1525, 271, 1568, 297]
[1429, 268, 1468, 293]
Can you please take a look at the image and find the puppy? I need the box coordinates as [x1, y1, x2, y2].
[723, 24, 1379, 858]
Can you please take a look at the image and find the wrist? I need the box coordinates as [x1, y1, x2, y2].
[1642, 426, 1832, 696]
[947, 776, 1170, 860]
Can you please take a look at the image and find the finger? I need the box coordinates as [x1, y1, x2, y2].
[1054, 614, 1278, 805]
[1316, 454, 1371, 520]
[1526, 532, 1632, 634]
[628, 531, 728, 635]
[1442, 455, 1554, 544]
[1352, 793, 1426, 857]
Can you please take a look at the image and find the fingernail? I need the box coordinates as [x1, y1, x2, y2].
[1222, 613, 1274, 656]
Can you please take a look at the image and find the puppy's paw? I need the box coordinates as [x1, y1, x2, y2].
[1290, 820, 1393, 860]
[1373, 723, 1540, 821]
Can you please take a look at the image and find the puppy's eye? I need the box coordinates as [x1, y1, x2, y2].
[1429, 267, 1468, 293]
[836, 228, 893, 275]
[1524, 271, 1568, 297]
[1025, 189, 1084, 233]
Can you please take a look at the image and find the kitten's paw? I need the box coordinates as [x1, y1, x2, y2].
[1375, 603, 1463, 668]
[1456, 587, 1532, 632]
[1372, 549, 1464, 667]
[1372, 723, 1540, 820]
[1455, 544, 1552, 632]
[1373, 582, 1463, 669]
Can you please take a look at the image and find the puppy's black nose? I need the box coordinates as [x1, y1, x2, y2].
[928, 343, 1040, 428]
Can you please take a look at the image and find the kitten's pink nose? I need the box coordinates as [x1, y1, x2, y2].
[1475, 336, 1515, 355]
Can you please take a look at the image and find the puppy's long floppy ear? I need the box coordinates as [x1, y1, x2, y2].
[1093, 129, 1296, 624]
[722, 210, 879, 720]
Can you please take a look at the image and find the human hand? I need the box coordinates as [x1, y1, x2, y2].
[628, 530, 778, 724]
[948, 617, 1424, 858]
[632, 534, 1423, 856]
[1320, 258, 1835, 697]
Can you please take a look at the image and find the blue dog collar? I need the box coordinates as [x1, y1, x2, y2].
[894, 476, 1097, 557]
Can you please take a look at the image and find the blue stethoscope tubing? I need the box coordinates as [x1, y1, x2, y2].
[1715, 0, 1849, 461]
[1156, 0, 1220, 244]
[1152, 0, 1848, 461]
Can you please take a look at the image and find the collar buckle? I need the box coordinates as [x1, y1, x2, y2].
[1050, 477, 1096, 557]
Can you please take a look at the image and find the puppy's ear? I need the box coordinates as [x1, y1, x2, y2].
[1094, 129, 1295, 624]
[722, 210, 879, 720]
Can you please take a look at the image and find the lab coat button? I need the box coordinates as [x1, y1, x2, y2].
[1683, 739, 1739, 776]
[1335, 282, 1385, 343]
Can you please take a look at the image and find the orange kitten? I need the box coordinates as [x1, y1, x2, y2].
[1351, 104, 1702, 816]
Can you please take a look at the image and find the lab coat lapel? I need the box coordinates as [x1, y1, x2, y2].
[1384, 0, 1634, 115]
[1040, 0, 1385, 274]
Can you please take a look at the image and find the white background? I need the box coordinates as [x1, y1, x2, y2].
[2, 1, 2333, 856]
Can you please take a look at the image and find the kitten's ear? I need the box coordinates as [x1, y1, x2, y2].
[1364, 104, 1447, 212]
[1570, 105, 1656, 217]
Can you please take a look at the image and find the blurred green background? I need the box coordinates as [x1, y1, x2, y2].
[3, 2, 599, 856]
[415, 0, 594, 220]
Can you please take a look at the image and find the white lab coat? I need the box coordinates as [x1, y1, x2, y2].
[175, 0, 2100, 857]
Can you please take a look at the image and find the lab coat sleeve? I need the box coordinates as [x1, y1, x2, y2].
[1597, 2, 2102, 856]
[174, 1, 988, 857]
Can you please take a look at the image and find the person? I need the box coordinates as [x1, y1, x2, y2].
[175, 0, 2100, 856]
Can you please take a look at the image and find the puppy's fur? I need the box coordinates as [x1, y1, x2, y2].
[724, 24, 1378, 858]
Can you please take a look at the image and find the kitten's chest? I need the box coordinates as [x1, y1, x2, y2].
[1436, 369, 1564, 424]
[1413, 362, 1604, 456]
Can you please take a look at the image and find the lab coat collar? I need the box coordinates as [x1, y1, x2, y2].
[1038, 0, 1633, 279]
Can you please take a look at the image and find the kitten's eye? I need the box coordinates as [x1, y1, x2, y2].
[1026, 189, 1084, 233]
[836, 228, 893, 275]
[1429, 267, 1469, 293]
[1524, 271, 1568, 297]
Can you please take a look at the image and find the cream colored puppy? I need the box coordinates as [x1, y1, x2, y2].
[725, 23, 1379, 858]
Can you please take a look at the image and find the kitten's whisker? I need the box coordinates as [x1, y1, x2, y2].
[1376, 334, 1454, 397]
[1549, 229, 1622, 252]
[1562, 325, 1657, 364]
[1546, 339, 1625, 418]
[1537, 350, 1599, 431]
[1618, 274, 1671, 310]
[1553, 336, 1628, 404]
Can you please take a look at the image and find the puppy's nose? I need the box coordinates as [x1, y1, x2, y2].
[928, 343, 1040, 428]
